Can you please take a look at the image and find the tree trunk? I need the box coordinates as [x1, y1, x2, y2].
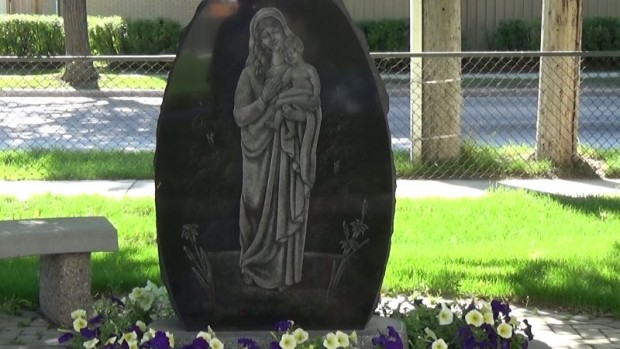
[411, 0, 462, 162]
[62, 0, 98, 89]
[536, 0, 583, 166]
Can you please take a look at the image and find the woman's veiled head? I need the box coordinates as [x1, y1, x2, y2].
[256, 17, 285, 52]
[246, 8, 293, 79]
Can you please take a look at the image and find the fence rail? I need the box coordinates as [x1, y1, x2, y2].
[1, 51, 619, 178]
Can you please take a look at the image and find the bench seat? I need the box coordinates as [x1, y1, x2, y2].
[0, 216, 118, 327]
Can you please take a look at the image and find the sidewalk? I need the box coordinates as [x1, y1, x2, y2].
[0, 178, 619, 349]
[0, 178, 618, 199]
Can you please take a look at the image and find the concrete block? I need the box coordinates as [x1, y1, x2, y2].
[39, 253, 92, 328]
[0, 216, 118, 259]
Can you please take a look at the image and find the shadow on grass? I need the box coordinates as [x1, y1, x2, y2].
[543, 192, 620, 217]
[0, 246, 159, 304]
[412, 251, 620, 315]
[394, 142, 553, 179]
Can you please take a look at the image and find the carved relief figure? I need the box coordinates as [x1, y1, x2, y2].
[233, 7, 322, 291]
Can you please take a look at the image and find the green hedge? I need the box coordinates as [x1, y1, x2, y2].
[89, 16, 126, 55]
[487, 19, 541, 51]
[0, 15, 64, 56]
[357, 19, 409, 52]
[123, 18, 182, 54]
[582, 17, 620, 51]
[489, 17, 620, 51]
[0, 14, 181, 56]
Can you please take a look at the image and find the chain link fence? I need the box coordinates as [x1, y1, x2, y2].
[0, 52, 619, 178]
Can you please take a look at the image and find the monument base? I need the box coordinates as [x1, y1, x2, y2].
[150, 316, 408, 349]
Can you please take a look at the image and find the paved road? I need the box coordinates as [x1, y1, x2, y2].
[0, 96, 160, 150]
[389, 92, 620, 150]
[0, 92, 618, 151]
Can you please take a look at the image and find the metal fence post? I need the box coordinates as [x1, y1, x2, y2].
[410, 0, 422, 161]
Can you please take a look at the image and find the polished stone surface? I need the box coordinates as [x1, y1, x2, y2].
[155, 0, 394, 331]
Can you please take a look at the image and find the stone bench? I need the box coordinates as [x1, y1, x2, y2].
[0, 216, 118, 327]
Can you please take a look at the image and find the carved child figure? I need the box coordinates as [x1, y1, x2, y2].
[265, 35, 320, 172]
[266, 36, 320, 136]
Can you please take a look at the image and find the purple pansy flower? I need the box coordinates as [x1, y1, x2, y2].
[371, 326, 403, 349]
[482, 323, 497, 343]
[151, 331, 171, 349]
[88, 314, 104, 326]
[57, 332, 74, 343]
[128, 324, 144, 338]
[273, 320, 293, 331]
[239, 337, 260, 349]
[270, 340, 281, 349]
[187, 337, 210, 349]
[80, 327, 98, 339]
[491, 300, 512, 320]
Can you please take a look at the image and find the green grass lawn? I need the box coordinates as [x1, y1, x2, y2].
[1, 146, 618, 180]
[1, 190, 619, 316]
[386, 190, 620, 316]
[0, 73, 167, 90]
[0, 150, 154, 180]
[394, 143, 554, 179]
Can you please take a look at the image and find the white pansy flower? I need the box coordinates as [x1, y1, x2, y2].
[349, 331, 358, 345]
[497, 323, 513, 339]
[71, 309, 87, 320]
[141, 330, 154, 344]
[166, 331, 175, 348]
[127, 340, 139, 349]
[128, 287, 156, 311]
[465, 310, 484, 327]
[210, 337, 224, 349]
[72, 318, 87, 332]
[336, 331, 349, 347]
[196, 331, 212, 341]
[483, 311, 494, 325]
[480, 300, 492, 314]
[83, 338, 99, 349]
[431, 339, 448, 349]
[424, 327, 437, 340]
[105, 336, 117, 345]
[120, 331, 137, 344]
[509, 316, 519, 327]
[280, 333, 297, 349]
[135, 320, 147, 332]
[293, 328, 309, 344]
[128, 287, 144, 302]
[141, 328, 157, 344]
[323, 332, 339, 349]
[146, 280, 158, 291]
[437, 303, 454, 325]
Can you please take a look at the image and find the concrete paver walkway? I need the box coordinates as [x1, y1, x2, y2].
[0, 179, 619, 348]
[0, 178, 618, 199]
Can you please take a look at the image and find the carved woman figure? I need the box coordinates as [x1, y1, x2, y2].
[233, 7, 322, 291]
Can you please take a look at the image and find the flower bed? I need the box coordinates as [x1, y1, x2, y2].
[57, 282, 533, 349]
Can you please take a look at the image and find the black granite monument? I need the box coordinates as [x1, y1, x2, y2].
[155, 0, 395, 331]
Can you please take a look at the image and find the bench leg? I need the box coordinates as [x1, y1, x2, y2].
[39, 253, 92, 328]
